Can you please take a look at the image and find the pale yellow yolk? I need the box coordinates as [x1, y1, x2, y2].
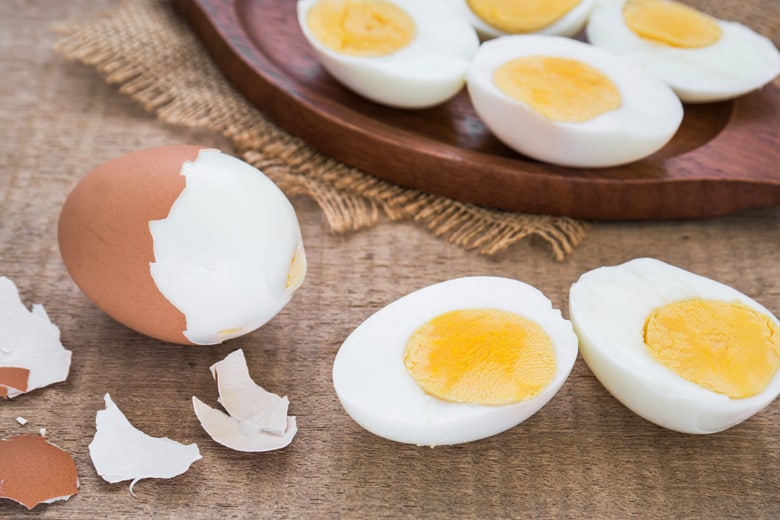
[493, 56, 622, 122]
[466, 0, 580, 33]
[306, 0, 416, 57]
[623, 0, 722, 48]
[286, 245, 306, 290]
[404, 308, 557, 406]
[644, 299, 780, 398]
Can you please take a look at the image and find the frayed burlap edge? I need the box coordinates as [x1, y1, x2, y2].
[53, 0, 589, 260]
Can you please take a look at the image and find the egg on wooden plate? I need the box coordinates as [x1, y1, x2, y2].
[332, 276, 579, 446]
[452, 0, 596, 40]
[58, 146, 306, 346]
[466, 34, 683, 167]
[297, 0, 479, 108]
[569, 258, 780, 434]
[587, 0, 780, 103]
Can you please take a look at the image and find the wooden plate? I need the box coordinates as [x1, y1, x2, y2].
[173, 0, 780, 220]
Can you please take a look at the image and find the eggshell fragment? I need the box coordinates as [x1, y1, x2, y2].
[193, 397, 298, 452]
[0, 434, 79, 510]
[193, 348, 297, 452]
[0, 276, 72, 398]
[211, 349, 289, 435]
[89, 394, 201, 494]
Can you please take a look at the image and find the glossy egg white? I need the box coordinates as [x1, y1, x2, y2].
[452, 0, 596, 39]
[466, 35, 683, 167]
[297, 0, 479, 108]
[586, 0, 780, 103]
[332, 276, 578, 446]
[569, 257, 780, 434]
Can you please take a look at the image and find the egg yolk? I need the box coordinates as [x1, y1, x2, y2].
[306, 0, 416, 57]
[623, 0, 722, 48]
[466, 0, 580, 33]
[493, 56, 622, 122]
[404, 308, 557, 406]
[644, 299, 780, 398]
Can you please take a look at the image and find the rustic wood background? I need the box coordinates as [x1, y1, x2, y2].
[1, 1, 778, 518]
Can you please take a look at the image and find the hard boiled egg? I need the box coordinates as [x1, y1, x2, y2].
[452, 0, 596, 40]
[58, 146, 306, 346]
[587, 0, 780, 103]
[466, 35, 683, 167]
[297, 0, 479, 108]
[332, 276, 578, 446]
[569, 258, 780, 434]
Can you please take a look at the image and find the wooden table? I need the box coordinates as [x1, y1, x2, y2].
[1, 2, 778, 518]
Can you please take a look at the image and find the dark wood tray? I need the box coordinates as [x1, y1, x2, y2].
[173, 0, 780, 220]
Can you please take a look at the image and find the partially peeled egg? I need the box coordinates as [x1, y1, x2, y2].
[58, 146, 306, 345]
[333, 276, 578, 446]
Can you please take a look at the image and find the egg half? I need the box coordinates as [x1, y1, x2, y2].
[466, 34, 683, 167]
[332, 276, 578, 446]
[569, 257, 780, 434]
[453, 0, 596, 40]
[58, 146, 306, 346]
[587, 0, 780, 103]
[297, 0, 479, 108]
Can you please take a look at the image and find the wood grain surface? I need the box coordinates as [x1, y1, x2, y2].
[1, 1, 779, 519]
[172, 0, 780, 220]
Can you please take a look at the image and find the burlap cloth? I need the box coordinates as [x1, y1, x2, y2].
[52, 0, 778, 260]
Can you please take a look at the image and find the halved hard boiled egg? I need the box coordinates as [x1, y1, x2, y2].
[587, 0, 780, 102]
[297, 0, 479, 108]
[332, 276, 578, 446]
[466, 34, 683, 167]
[453, 0, 596, 39]
[569, 258, 780, 434]
[58, 146, 306, 346]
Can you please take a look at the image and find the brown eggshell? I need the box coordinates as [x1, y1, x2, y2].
[0, 434, 79, 510]
[58, 145, 204, 345]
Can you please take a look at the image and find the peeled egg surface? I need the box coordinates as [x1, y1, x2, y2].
[466, 35, 683, 167]
[453, 0, 596, 39]
[297, 0, 479, 108]
[569, 258, 780, 434]
[587, 0, 780, 103]
[58, 146, 306, 346]
[332, 276, 578, 446]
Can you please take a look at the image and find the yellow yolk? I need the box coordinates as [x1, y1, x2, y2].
[286, 246, 306, 290]
[306, 0, 416, 57]
[623, 0, 722, 48]
[466, 0, 580, 33]
[644, 299, 780, 398]
[404, 308, 557, 405]
[493, 56, 622, 122]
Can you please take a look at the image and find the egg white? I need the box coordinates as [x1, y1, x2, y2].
[148, 149, 306, 345]
[297, 0, 479, 108]
[569, 257, 780, 434]
[332, 276, 578, 446]
[586, 0, 780, 103]
[452, 0, 596, 40]
[466, 35, 683, 167]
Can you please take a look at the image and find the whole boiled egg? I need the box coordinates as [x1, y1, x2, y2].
[466, 34, 683, 167]
[569, 258, 780, 434]
[58, 146, 306, 346]
[332, 276, 578, 446]
[297, 0, 479, 108]
[452, 0, 596, 40]
[587, 0, 780, 103]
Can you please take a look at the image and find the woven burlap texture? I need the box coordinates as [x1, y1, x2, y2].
[53, 0, 592, 260]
